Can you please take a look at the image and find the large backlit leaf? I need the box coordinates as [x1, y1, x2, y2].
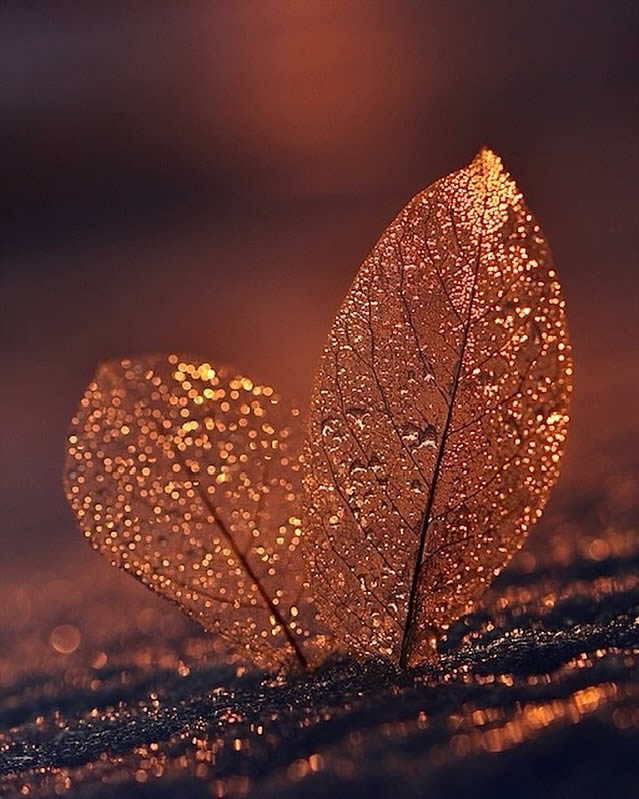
[64, 355, 326, 669]
[302, 149, 572, 666]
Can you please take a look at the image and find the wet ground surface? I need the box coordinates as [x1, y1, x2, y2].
[1, 462, 638, 798]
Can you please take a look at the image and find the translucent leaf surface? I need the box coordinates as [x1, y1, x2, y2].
[64, 355, 326, 669]
[302, 149, 573, 667]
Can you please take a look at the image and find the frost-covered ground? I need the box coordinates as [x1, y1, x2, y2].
[1, 459, 638, 798]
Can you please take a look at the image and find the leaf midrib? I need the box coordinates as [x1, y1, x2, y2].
[178, 453, 309, 669]
[398, 188, 488, 668]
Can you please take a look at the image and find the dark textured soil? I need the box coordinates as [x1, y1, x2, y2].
[2, 525, 639, 798]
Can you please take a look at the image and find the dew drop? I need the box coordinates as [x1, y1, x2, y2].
[368, 454, 388, 483]
[345, 407, 369, 430]
[401, 422, 421, 446]
[401, 422, 438, 449]
[419, 424, 438, 449]
[321, 417, 340, 437]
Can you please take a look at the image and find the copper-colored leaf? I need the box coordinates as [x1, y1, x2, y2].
[302, 149, 573, 667]
[64, 354, 326, 669]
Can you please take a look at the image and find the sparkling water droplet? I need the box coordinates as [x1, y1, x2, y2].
[401, 422, 421, 446]
[345, 407, 369, 430]
[321, 416, 340, 437]
[418, 424, 437, 449]
[401, 421, 437, 449]
[368, 454, 387, 482]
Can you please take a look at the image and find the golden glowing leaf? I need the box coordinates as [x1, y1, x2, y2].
[64, 354, 326, 669]
[302, 149, 573, 667]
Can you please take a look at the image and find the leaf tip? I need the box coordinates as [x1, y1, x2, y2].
[473, 146, 504, 172]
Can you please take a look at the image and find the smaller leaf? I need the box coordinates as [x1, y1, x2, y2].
[64, 354, 328, 669]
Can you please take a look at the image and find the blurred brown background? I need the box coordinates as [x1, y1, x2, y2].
[1, 1, 637, 589]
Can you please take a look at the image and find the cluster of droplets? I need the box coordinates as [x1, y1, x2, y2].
[64, 354, 326, 669]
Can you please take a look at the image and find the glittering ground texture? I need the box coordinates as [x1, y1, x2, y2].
[1, 473, 638, 798]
